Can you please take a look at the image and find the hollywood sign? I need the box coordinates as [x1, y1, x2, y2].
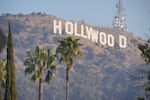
[53, 19, 127, 48]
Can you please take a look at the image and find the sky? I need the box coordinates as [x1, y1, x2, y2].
[0, 0, 150, 39]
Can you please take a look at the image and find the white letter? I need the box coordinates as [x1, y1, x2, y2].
[81, 25, 87, 38]
[92, 30, 99, 43]
[119, 35, 127, 48]
[99, 32, 106, 45]
[53, 20, 62, 34]
[65, 21, 73, 35]
[86, 26, 93, 40]
[86, 26, 98, 43]
[108, 34, 115, 47]
[74, 23, 81, 36]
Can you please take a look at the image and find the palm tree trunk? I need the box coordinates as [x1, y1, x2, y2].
[0, 83, 2, 100]
[39, 68, 44, 100]
[66, 67, 70, 100]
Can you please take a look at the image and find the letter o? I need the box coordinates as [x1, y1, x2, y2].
[65, 21, 73, 35]
[99, 32, 106, 45]
[108, 34, 115, 47]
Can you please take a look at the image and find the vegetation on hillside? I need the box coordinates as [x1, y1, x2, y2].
[0, 13, 148, 100]
[138, 39, 150, 100]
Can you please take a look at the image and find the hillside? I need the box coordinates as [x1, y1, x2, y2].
[0, 13, 148, 100]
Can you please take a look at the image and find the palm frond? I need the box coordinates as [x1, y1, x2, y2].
[27, 51, 35, 59]
[24, 45, 57, 84]
[31, 70, 40, 82]
[24, 59, 33, 66]
[45, 70, 53, 83]
[50, 65, 57, 73]
[138, 40, 150, 63]
[56, 36, 83, 67]
[25, 64, 35, 75]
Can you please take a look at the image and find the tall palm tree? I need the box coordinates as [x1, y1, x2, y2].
[56, 36, 83, 100]
[24, 46, 57, 100]
[0, 60, 6, 100]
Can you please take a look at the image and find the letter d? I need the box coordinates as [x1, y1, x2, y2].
[119, 35, 127, 48]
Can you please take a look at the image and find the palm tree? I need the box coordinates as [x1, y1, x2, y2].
[24, 46, 57, 100]
[138, 39, 150, 63]
[138, 39, 150, 100]
[56, 36, 83, 100]
[0, 60, 6, 100]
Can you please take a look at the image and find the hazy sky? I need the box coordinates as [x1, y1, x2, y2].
[0, 0, 150, 39]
